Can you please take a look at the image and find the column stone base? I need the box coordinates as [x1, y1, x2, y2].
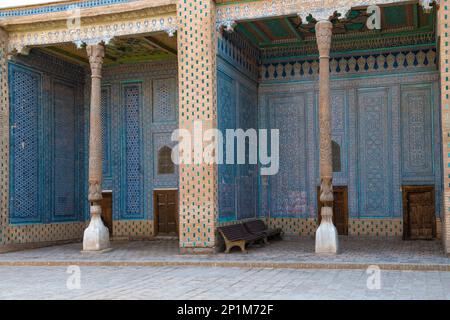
[83, 206, 110, 251]
[315, 207, 339, 254]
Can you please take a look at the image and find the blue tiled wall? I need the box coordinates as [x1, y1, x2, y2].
[100, 67, 179, 221]
[217, 40, 259, 222]
[9, 51, 86, 225]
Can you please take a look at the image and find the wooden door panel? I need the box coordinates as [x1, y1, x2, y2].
[403, 186, 435, 240]
[100, 192, 113, 235]
[155, 190, 178, 236]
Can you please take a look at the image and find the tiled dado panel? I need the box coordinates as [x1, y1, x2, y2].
[112, 220, 154, 239]
[3, 222, 85, 244]
[217, 56, 258, 223]
[100, 61, 178, 233]
[268, 218, 442, 238]
[177, 0, 217, 251]
[259, 71, 441, 221]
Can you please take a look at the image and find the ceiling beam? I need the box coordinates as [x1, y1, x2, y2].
[142, 36, 177, 56]
[40, 46, 89, 66]
[283, 17, 304, 41]
[247, 21, 271, 44]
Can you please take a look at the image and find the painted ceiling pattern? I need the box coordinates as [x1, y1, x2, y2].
[38, 32, 177, 66]
[232, 2, 436, 59]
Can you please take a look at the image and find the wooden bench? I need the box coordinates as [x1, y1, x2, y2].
[243, 219, 283, 240]
[217, 224, 266, 253]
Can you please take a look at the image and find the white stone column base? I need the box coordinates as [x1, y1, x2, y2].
[83, 205, 110, 251]
[315, 207, 339, 254]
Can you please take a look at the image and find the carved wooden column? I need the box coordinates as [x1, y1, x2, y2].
[315, 20, 338, 254]
[83, 43, 110, 251]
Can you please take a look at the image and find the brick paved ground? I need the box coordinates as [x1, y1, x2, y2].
[0, 265, 449, 300]
[0, 238, 448, 268]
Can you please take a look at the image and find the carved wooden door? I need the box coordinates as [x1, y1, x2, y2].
[100, 192, 113, 235]
[155, 190, 178, 235]
[318, 186, 348, 235]
[403, 186, 435, 240]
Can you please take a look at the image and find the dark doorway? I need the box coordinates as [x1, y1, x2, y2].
[154, 190, 178, 236]
[317, 186, 348, 235]
[403, 186, 436, 240]
[100, 192, 113, 235]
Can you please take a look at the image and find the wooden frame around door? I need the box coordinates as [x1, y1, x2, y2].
[153, 189, 179, 237]
[402, 185, 436, 240]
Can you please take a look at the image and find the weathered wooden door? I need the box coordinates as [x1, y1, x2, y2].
[318, 186, 348, 235]
[100, 192, 113, 235]
[403, 186, 435, 240]
[154, 190, 178, 235]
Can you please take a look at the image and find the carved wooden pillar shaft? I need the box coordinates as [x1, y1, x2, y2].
[315, 20, 338, 254]
[83, 43, 109, 251]
[87, 44, 104, 206]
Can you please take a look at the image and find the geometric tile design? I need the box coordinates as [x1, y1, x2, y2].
[349, 219, 403, 237]
[177, 0, 218, 252]
[3, 222, 85, 244]
[53, 81, 77, 221]
[113, 220, 153, 239]
[0, 29, 9, 244]
[2, 49, 85, 245]
[261, 49, 437, 81]
[439, 1, 450, 253]
[8, 64, 41, 224]
[259, 72, 441, 221]
[123, 84, 144, 219]
[217, 58, 258, 222]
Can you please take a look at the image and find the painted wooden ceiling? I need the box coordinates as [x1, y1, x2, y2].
[38, 31, 177, 66]
[235, 3, 434, 49]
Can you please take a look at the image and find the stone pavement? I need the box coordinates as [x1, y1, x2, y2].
[0, 265, 449, 300]
[0, 238, 449, 270]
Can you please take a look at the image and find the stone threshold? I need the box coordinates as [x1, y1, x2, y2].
[0, 260, 449, 272]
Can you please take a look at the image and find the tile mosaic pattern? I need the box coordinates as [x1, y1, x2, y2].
[440, 1, 450, 254]
[261, 49, 437, 81]
[113, 220, 153, 239]
[260, 72, 441, 221]
[100, 61, 178, 230]
[0, 31, 9, 245]
[0, 0, 140, 17]
[3, 222, 85, 244]
[177, 0, 218, 251]
[8, 64, 41, 224]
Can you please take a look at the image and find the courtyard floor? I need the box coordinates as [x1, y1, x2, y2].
[1, 238, 450, 299]
[0, 237, 449, 270]
[0, 265, 449, 300]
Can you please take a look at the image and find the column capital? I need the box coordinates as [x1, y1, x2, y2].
[86, 43, 105, 78]
[315, 20, 333, 58]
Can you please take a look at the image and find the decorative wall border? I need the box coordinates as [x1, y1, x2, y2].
[216, 0, 416, 27]
[0, 0, 141, 18]
[261, 48, 437, 82]
[7, 11, 177, 54]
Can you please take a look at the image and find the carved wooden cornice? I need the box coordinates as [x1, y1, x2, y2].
[0, 0, 176, 28]
[216, 0, 434, 27]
